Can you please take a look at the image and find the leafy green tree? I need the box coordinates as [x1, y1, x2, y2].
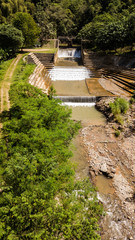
[0, 0, 35, 19]
[36, 2, 74, 37]
[12, 12, 40, 47]
[78, 13, 116, 40]
[0, 0, 27, 18]
[95, 20, 127, 51]
[126, 13, 135, 48]
[35, 3, 56, 44]
[0, 24, 24, 56]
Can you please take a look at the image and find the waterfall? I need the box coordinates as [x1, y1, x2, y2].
[58, 48, 81, 58]
[61, 102, 95, 107]
[53, 96, 97, 107]
[53, 96, 97, 102]
[49, 66, 92, 81]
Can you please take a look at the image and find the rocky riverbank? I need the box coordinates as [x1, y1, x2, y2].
[80, 97, 135, 239]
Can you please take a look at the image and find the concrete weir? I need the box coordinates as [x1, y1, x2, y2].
[53, 96, 97, 102]
[58, 48, 81, 58]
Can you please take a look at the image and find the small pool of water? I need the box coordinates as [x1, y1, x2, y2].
[70, 105, 106, 125]
[70, 134, 89, 180]
[95, 175, 115, 195]
[69, 104, 106, 179]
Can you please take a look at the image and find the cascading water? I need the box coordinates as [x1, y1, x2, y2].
[53, 96, 97, 102]
[58, 48, 81, 58]
[49, 47, 95, 108]
[61, 102, 95, 107]
[49, 66, 92, 81]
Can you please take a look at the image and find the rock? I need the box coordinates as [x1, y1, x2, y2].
[100, 163, 108, 173]
[107, 172, 115, 178]
[89, 170, 95, 179]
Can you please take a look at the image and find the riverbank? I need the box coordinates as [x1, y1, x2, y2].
[79, 97, 135, 239]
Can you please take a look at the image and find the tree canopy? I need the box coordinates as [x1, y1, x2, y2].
[0, 24, 24, 56]
[0, 0, 135, 55]
[12, 12, 40, 47]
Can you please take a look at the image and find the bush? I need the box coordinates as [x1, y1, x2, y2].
[115, 129, 120, 137]
[109, 98, 129, 115]
[109, 98, 129, 125]
[130, 91, 135, 104]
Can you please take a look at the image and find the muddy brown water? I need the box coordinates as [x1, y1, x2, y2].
[69, 105, 106, 180]
[53, 58, 110, 193]
[52, 80, 90, 96]
[95, 175, 115, 195]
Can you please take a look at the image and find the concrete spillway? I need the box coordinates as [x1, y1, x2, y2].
[58, 48, 81, 58]
[53, 96, 97, 102]
[49, 66, 92, 81]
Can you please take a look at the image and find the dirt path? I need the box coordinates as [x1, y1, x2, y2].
[22, 48, 50, 52]
[0, 54, 22, 113]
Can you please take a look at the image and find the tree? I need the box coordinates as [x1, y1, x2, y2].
[12, 12, 40, 47]
[0, 0, 27, 18]
[35, 3, 56, 44]
[78, 13, 116, 41]
[126, 13, 135, 48]
[0, 24, 24, 56]
[95, 20, 128, 51]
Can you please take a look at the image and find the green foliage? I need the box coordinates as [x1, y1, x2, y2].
[109, 98, 129, 115]
[95, 21, 127, 51]
[0, 0, 135, 50]
[0, 0, 35, 19]
[109, 98, 129, 124]
[0, 24, 24, 57]
[0, 59, 103, 238]
[115, 129, 120, 137]
[11, 57, 35, 86]
[0, 58, 13, 80]
[12, 12, 40, 47]
[130, 91, 135, 104]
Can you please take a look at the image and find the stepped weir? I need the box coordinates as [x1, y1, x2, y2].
[49, 47, 96, 106]
[53, 96, 97, 102]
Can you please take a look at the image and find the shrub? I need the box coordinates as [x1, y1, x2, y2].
[109, 98, 129, 115]
[115, 129, 120, 137]
[130, 91, 135, 104]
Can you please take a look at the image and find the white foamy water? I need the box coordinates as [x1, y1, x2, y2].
[58, 49, 81, 58]
[49, 66, 92, 81]
[61, 102, 95, 107]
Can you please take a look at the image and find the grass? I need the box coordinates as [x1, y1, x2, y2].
[0, 55, 36, 184]
[109, 98, 129, 124]
[33, 48, 57, 53]
[22, 48, 58, 54]
[12, 56, 35, 83]
[115, 129, 121, 137]
[0, 59, 13, 85]
[0, 59, 14, 188]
